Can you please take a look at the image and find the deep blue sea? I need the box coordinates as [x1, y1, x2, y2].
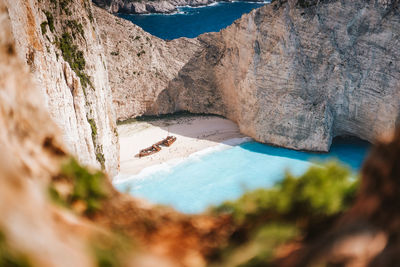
[116, 138, 370, 214]
[118, 2, 268, 40]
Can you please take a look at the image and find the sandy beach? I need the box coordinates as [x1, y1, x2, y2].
[116, 115, 247, 180]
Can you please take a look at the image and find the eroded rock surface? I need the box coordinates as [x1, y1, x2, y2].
[5, 0, 119, 175]
[97, 0, 400, 151]
[94, 6, 201, 120]
[150, 0, 400, 151]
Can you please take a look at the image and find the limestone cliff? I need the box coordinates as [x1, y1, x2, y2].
[96, 0, 400, 151]
[4, 0, 119, 175]
[146, 0, 400, 151]
[0, 3, 98, 264]
[94, 5, 201, 120]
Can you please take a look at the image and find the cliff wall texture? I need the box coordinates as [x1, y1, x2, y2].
[94, 5, 201, 120]
[109, 0, 400, 151]
[4, 0, 119, 175]
[0, 2, 96, 264]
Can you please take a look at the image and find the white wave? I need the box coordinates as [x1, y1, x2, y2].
[113, 136, 253, 185]
[181, 2, 220, 8]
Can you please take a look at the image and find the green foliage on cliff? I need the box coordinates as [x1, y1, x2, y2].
[40, 10, 54, 35]
[83, 0, 94, 23]
[57, 32, 92, 89]
[96, 151, 106, 171]
[40, 21, 48, 35]
[58, 33, 85, 72]
[0, 232, 31, 267]
[49, 157, 109, 215]
[211, 161, 357, 266]
[66, 20, 84, 39]
[87, 118, 97, 142]
[136, 50, 145, 57]
[59, 0, 73, 15]
[87, 118, 106, 170]
[43, 10, 55, 32]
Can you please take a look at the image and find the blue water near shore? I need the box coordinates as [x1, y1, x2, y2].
[115, 138, 370, 214]
[118, 2, 268, 40]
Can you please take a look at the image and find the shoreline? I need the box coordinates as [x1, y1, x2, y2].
[97, 0, 270, 15]
[114, 115, 247, 181]
[174, 0, 270, 11]
[114, 136, 252, 184]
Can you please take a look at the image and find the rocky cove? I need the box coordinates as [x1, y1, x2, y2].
[1, 0, 400, 266]
[97, 0, 400, 152]
[6, 0, 397, 175]
[92, 0, 268, 14]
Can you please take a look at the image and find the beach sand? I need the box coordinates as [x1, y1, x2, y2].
[116, 115, 246, 179]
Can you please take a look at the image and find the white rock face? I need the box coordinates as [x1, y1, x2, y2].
[4, 0, 119, 176]
[151, 0, 400, 151]
[97, 0, 400, 152]
[94, 6, 201, 120]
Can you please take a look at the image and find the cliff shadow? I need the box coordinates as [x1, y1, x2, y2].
[119, 33, 235, 145]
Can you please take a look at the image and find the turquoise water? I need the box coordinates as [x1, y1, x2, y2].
[115, 138, 370, 214]
[118, 2, 268, 40]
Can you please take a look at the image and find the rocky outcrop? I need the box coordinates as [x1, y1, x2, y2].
[94, 5, 201, 120]
[93, 0, 265, 14]
[149, 0, 400, 151]
[96, 0, 400, 151]
[0, 3, 97, 264]
[4, 0, 119, 175]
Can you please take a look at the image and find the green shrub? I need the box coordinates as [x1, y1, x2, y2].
[136, 50, 145, 57]
[91, 234, 130, 267]
[60, 0, 73, 14]
[96, 152, 106, 171]
[209, 223, 298, 267]
[43, 10, 55, 32]
[49, 157, 109, 215]
[210, 161, 358, 267]
[66, 20, 84, 39]
[40, 21, 48, 35]
[87, 118, 97, 141]
[214, 161, 356, 224]
[57, 32, 93, 89]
